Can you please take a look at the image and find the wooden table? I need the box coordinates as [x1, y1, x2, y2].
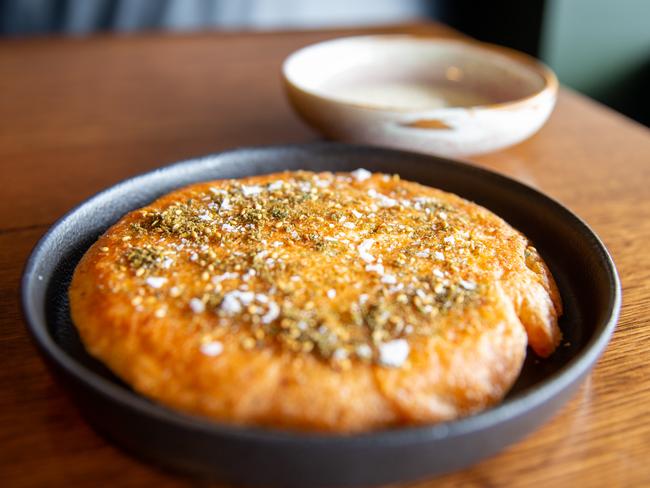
[1, 23, 649, 488]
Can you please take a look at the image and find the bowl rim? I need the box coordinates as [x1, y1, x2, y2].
[282, 34, 559, 114]
[21, 143, 618, 447]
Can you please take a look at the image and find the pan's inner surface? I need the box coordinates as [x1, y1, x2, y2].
[37, 144, 613, 428]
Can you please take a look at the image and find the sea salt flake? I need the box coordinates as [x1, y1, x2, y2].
[356, 344, 373, 359]
[332, 348, 349, 361]
[365, 263, 385, 275]
[255, 250, 269, 260]
[388, 283, 404, 293]
[212, 272, 239, 283]
[221, 293, 243, 314]
[255, 293, 269, 304]
[459, 279, 477, 290]
[261, 301, 280, 324]
[416, 249, 430, 258]
[433, 269, 445, 278]
[358, 239, 375, 263]
[444, 236, 455, 245]
[238, 291, 255, 305]
[189, 298, 205, 313]
[327, 289, 336, 299]
[298, 181, 312, 192]
[219, 197, 232, 212]
[145, 276, 167, 288]
[241, 185, 263, 197]
[378, 339, 410, 367]
[381, 274, 397, 284]
[368, 188, 397, 208]
[343, 222, 355, 229]
[200, 341, 223, 357]
[268, 181, 283, 191]
[351, 168, 372, 182]
[242, 268, 257, 281]
[314, 178, 331, 188]
[434, 251, 445, 261]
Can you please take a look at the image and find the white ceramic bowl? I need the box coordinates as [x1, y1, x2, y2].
[282, 35, 558, 157]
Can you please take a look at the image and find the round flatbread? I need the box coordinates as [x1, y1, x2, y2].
[69, 170, 562, 432]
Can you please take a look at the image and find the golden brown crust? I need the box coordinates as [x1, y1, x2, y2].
[69, 170, 562, 432]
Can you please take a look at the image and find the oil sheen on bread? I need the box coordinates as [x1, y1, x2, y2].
[69, 170, 562, 432]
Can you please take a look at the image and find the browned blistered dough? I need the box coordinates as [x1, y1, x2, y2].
[69, 170, 562, 432]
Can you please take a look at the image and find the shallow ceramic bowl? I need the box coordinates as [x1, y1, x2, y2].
[283, 35, 558, 156]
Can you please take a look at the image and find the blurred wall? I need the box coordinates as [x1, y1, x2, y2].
[0, 0, 429, 35]
[541, 0, 650, 125]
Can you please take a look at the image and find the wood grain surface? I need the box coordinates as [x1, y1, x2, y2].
[1, 23, 649, 488]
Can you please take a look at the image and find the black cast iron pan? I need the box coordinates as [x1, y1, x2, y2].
[21, 143, 620, 487]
